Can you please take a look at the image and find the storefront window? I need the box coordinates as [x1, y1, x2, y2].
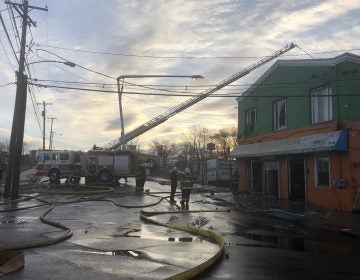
[315, 155, 330, 186]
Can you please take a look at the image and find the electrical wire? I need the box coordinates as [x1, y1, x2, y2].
[36, 43, 360, 59]
[7, 5, 20, 48]
[0, 12, 19, 64]
[0, 82, 14, 87]
[28, 81, 360, 98]
[296, 45, 315, 59]
[36, 48, 116, 80]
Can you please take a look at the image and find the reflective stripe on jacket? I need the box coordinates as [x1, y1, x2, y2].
[181, 174, 193, 190]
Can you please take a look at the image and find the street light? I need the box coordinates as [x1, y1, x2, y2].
[116, 75, 203, 150]
[25, 60, 76, 68]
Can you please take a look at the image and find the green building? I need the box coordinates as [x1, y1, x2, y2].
[231, 53, 360, 212]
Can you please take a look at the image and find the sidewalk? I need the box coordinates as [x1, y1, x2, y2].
[150, 177, 360, 239]
[200, 189, 360, 239]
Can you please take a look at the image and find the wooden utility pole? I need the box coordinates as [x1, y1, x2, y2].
[48, 117, 57, 150]
[37, 101, 52, 150]
[4, 1, 47, 199]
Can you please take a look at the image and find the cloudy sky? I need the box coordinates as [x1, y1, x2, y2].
[0, 0, 359, 151]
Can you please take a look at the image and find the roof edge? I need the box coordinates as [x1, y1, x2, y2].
[237, 52, 360, 102]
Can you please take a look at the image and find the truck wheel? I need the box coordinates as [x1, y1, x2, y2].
[68, 175, 80, 185]
[98, 169, 113, 184]
[48, 169, 61, 185]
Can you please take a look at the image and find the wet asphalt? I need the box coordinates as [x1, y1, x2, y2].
[1, 176, 360, 279]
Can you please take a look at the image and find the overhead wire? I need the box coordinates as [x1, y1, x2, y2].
[27, 79, 360, 98]
[0, 36, 15, 69]
[7, 4, 20, 48]
[0, 11, 19, 64]
[36, 43, 360, 59]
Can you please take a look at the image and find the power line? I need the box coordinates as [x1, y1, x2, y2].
[28, 81, 360, 98]
[0, 12, 19, 64]
[32, 77, 339, 92]
[0, 36, 14, 68]
[35, 43, 360, 59]
[36, 48, 116, 80]
[0, 82, 14, 87]
[7, 4, 20, 48]
[296, 45, 315, 59]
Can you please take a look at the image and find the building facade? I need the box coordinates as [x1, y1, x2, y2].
[230, 53, 360, 212]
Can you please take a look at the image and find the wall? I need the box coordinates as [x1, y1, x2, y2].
[237, 60, 360, 140]
[235, 121, 360, 212]
[306, 122, 360, 212]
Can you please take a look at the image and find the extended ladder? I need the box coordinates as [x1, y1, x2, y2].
[104, 43, 296, 151]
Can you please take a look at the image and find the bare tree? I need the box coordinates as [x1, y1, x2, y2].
[211, 126, 237, 158]
[150, 140, 176, 167]
[183, 126, 211, 161]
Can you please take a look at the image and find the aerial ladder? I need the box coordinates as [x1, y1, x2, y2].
[103, 43, 296, 151]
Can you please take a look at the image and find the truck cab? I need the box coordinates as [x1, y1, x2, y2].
[36, 150, 81, 184]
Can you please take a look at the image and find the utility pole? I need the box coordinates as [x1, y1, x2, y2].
[4, 1, 47, 200]
[37, 101, 52, 150]
[48, 117, 57, 150]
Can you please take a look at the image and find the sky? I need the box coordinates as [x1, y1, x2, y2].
[0, 0, 360, 152]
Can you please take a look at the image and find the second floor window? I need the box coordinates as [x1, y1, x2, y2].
[273, 98, 287, 130]
[311, 86, 332, 123]
[245, 108, 256, 127]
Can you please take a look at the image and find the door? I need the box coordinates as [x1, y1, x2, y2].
[264, 160, 279, 197]
[251, 161, 263, 193]
[289, 158, 306, 200]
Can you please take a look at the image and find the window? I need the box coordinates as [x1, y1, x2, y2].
[52, 153, 59, 161]
[315, 155, 330, 186]
[311, 86, 332, 123]
[245, 108, 256, 126]
[60, 153, 69, 160]
[273, 99, 287, 130]
[43, 153, 50, 161]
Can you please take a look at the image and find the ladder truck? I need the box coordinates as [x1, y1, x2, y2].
[103, 43, 296, 151]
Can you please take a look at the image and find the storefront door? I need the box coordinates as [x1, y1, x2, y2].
[251, 160, 263, 192]
[264, 161, 279, 197]
[289, 158, 306, 200]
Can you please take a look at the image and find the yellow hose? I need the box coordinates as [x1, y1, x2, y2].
[140, 209, 227, 280]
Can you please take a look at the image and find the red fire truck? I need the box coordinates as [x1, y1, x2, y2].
[36, 149, 137, 184]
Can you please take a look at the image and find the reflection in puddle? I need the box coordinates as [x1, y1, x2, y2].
[231, 230, 360, 255]
[125, 224, 210, 243]
[168, 237, 194, 242]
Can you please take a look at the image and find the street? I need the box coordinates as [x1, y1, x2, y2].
[1, 176, 360, 279]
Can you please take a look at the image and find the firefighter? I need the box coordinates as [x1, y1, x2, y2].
[135, 165, 146, 192]
[170, 167, 178, 204]
[180, 168, 193, 209]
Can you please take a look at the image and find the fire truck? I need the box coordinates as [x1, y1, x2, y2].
[35, 149, 137, 184]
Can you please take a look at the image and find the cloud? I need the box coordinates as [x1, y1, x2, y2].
[1, 0, 360, 151]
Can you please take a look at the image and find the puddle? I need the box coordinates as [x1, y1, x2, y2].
[118, 224, 212, 243]
[230, 229, 360, 256]
[72, 248, 182, 267]
[0, 216, 38, 225]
